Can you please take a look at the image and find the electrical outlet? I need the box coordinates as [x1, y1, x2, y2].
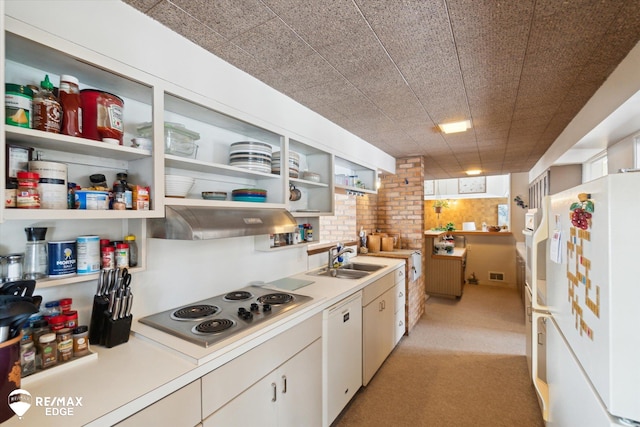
[467, 244, 471, 251]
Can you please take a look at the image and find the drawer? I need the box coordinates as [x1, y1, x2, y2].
[116, 380, 201, 427]
[394, 265, 405, 284]
[395, 281, 405, 313]
[362, 271, 395, 306]
[394, 308, 405, 344]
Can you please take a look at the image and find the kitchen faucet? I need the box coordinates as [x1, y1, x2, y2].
[328, 245, 355, 270]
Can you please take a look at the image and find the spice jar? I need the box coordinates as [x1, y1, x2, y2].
[115, 242, 129, 268]
[5, 182, 17, 208]
[56, 328, 73, 362]
[72, 326, 89, 357]
[31, 319, 50, 345]
[16, 171, 40, 208]
[4, 253, 24, 282]
[59, 298, 72, 313]
[47, 315, 66, 332]
[38, 332, 58, 369]
[20, 338, 37, 376]
[124, 234, 138, 267]
[59, 74, 81, 137]
[101, 245, 115, 269]
[43, 300, 61, 318]
[63, 310, 78, 329]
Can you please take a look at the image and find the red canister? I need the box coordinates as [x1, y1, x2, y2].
[80, 89, 124, 144]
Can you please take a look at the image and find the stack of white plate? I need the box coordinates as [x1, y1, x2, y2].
[272, 151, 300, 178]
[165, 175, 195, 198]
[229, 141, 273, 174]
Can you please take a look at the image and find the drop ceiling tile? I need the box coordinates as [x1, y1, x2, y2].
[123, 0, 162, 13]
[171, 0, 275, 39]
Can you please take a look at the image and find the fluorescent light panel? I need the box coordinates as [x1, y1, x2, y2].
[465, 169, 481, 175]
[439, 120, 471, 134]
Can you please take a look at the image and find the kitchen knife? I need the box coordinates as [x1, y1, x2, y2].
[125, 293, 133, 317]
[112, 297, 121, 321]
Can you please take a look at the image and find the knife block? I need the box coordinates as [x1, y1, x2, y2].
[103, 315, 132, 348]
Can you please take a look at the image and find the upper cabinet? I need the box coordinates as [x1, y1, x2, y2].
[2, 31, 160, 222]
[287, 138, 333, 216]
[160, 91, 285, 208]
[334, 157, 377, 194]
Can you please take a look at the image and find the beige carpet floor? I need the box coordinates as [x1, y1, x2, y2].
[334, 284, 545, 427]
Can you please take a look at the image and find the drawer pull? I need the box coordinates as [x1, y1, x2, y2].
[271, 382, 277, 402]
[282, 375, 287, 394]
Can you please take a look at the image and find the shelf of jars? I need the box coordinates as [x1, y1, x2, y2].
[334, 156, 377, 194]
[28, 266, 144, 290]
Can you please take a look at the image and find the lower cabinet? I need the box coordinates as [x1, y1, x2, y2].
[203, 339, 322, 426]
[115, 380, 201, 427]
[202, 313, 322, 427]
[362, 268, 399, 386]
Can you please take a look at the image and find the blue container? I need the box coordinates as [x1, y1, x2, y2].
[76, 235, 100, 275]
[48, 240, 76, 277]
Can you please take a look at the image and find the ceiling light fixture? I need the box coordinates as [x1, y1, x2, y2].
[439, 120, 471, 134]
[465, 169, 482, 176]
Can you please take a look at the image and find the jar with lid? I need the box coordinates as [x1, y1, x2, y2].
[4, 253, 24, 282]
[23, 227, 48, 280]
[47, 315, 66, 332]
[43, 300, 61, 318]
[67, 182, 77, 209]
[112, 183, 126, 210]
[72, 326, 89, 357]
[59, 74, 81, 137]
[56, 328, 73, 362]
[89, 173, 108, 190]
[33, 74, 61, 133]
[5, 181, 17, 208]
[20, 338, 37, 376]
[115, 173, 133, 209]
[101, 245, 115, 269]
[64, 310, 78, 329]
[59, 298, 72, 313]
[38, 332, 58, 369]
[124, 234, 138, 267]
[16, 171, 40, 208]
[31, 319, 50, 345]
[115, 243, 129, 268]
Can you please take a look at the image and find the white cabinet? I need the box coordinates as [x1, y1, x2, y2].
[204, 339, 322, 427]
[115, 380, 201, 427]
[288, 138, 334, 216]
[334, 156, 377, 194]
[202, 314, 322, 426]
[362, 269, 398, 386]
[323, 291, 363, 426]
[394, 277, 406, 345]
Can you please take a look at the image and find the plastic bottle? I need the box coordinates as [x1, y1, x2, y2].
[59, 74, 82, 137]
[115, 243, 129, 268]
[38, 332, 58, 369]
[32, 74, 61, 133]
[124, 234, 138, 267]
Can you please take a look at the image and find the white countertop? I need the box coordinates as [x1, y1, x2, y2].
[4, 256, 403, 427]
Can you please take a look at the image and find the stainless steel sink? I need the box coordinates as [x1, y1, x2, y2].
[339, 262, 385, 272]
[307, 267, 371, 280]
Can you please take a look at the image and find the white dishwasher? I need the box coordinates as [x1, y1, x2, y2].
[323, 291, 363, 427]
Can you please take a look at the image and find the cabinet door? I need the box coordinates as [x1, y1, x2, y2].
[203, 339, 322, 427]
[203, 372, 277, 427]
[116, 380, 201, 427]
[394, 281, 406, 345]
[362, 287, 395, 385]
[278, 339, 322, 427]
[525, 287, 533, 377]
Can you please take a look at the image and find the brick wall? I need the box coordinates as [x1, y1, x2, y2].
[377, 157, 426, 333]
[319, 190, 357, 242]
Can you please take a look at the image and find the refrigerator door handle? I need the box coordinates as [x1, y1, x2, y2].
[532, 310, 550, 421]
[531, 195, 551, 313]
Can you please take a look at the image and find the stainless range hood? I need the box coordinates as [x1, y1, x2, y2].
[148, 206, 298, 240]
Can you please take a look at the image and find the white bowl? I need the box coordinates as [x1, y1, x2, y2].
[165, 175, 194, 197]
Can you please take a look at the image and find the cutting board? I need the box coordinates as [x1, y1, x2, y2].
[268, 277, 315, 291]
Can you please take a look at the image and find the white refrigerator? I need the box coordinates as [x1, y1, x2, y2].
[530, 173, 640, 427]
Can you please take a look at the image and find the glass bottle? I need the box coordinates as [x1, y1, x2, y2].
[23, 227, 48, 280]
[16, 171, 40, 209]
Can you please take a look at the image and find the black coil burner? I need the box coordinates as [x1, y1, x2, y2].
[257, 293, 293, 305]
[171, 304, 220, 321]
[192, 319, 235, 335]
[224, 291, 253, 301]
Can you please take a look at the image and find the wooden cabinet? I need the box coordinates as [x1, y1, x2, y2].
[115, 380, 201, 427]
[362, 269, 399, 386]
[323, 292, 363, 426]
[424, 232, 466, 298]
[202, 314, 322, 426]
